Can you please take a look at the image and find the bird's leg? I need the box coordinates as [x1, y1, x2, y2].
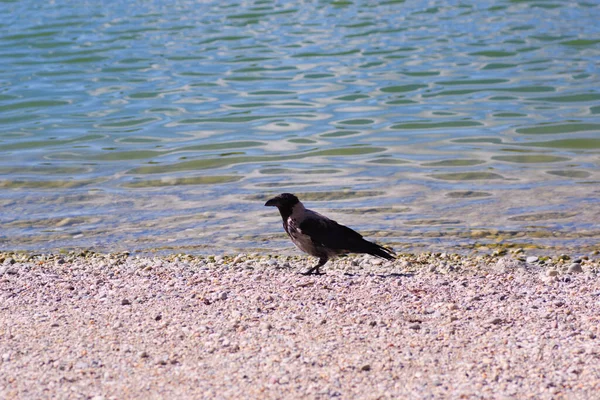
[302, 257, 327, 275]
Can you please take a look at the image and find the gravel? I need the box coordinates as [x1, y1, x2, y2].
[0, 251, 599, 399]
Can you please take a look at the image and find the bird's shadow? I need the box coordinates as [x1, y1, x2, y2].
[342, 272, 415, 279]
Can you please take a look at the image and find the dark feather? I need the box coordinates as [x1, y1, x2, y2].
[299, 215, 394, 260]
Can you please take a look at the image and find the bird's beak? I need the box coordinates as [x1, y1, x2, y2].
[265, 197, 279, 207]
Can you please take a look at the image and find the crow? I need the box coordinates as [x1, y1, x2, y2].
[265, 193, 395, 275]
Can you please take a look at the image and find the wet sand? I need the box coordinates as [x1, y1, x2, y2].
[1, 251, 599, 399]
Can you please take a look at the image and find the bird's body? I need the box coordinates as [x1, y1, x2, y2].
[265, 193, 395, 274]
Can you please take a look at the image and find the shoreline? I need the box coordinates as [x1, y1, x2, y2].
[1, 251, 599, 398]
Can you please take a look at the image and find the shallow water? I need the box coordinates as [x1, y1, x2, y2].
[1, 0, 599, 254]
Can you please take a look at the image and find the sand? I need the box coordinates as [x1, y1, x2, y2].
[1, 251, 599, 399]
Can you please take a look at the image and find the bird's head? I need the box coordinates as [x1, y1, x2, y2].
[264, 193, 300, 209]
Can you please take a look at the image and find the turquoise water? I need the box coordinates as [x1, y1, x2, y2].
[1, 0, 599, 254]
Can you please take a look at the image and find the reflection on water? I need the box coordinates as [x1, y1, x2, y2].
[1, 0, 599, 254]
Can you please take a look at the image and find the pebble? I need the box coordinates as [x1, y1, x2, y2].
[121, 299, 131, 305]
[495, 257, 526, 272]
[546, 269, 559, 277]
[232, 256, 243, 265]
[1, 250, 599, 399]
[526, 256, 539, 264]
[567, 263, 583, 274]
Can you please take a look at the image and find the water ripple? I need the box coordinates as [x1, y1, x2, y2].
[0, 0, 599, 253]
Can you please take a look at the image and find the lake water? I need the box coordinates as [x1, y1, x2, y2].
[1, 0, 599, 255]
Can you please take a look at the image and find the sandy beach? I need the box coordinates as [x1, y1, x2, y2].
[1, 251, 599, 399]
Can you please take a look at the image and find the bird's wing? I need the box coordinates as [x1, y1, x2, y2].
[298, 212, 364, 251]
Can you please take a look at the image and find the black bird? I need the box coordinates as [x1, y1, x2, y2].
[265, 193, 395, 275]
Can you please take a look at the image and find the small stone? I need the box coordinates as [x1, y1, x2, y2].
[371, 258, 383, 266]
[351, 260, 359, 267]
[546, 269, 559, 277]
[492, 249, 507, 257]
[526, 256, 539, 264]
[360, 364, 371, 371]
[267, 259, 277, 266]
[154, 314, 162, 321]
[409, 323, 421, 330]
[567, 263, 583, 274]
[232, 256, 243, 265]
[489, 318, 503, 325]
[428, 264, 437, 273]
[121, 298, 131, 305]
[138, 351, 149, 359]
[75, 361, 89, 369]
[156, 355, 170, 365]
[495, 257, 526, 272]
[3, 258, 14, 265]
[261, 323, 273, 331]
[219, 291, 228, 301]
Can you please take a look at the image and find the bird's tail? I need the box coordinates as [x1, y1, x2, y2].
[362, 240, 395, 260]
